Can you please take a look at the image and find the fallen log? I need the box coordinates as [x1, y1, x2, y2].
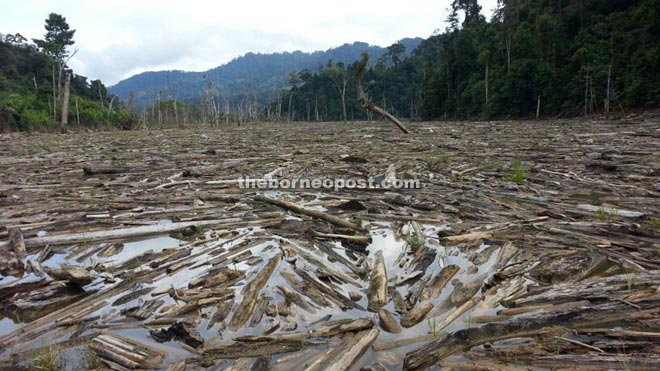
[200, 339, 310, 363]
[367, 250, 388, 311]
[90, 332, 166, 369]
[43, 264, 92, 286]
[515, 271, 660, 306]
[235, 318, 373, 342]
[228, 253, 281, 330]
[306, 328, 380, 371]
[378, 308, 402, 333]
[420, 264, 459, 301]
[355, 53, 409, 134]
[403, 299, 660, 370]
[255, 195, 365, 232]
[150, 321, 204, 349]
[400, 302, 433, 328]
[0, 219, 229, 250]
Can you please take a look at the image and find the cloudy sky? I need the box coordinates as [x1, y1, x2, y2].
[1, 0, 498, 86]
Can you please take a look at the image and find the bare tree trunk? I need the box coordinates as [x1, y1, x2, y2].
[584, 67, 589, 116]
[355, 53, 409, 134]
[52, 64, 57, 120]
[315, 97, 319, 121]
[98, 83, 105, 110]
[605, 64, 611, 117]
[536, 95, 541, 119]
[505, 35, 511, 72]
[157, 90, 162, 126]
[75, 97, 80, 126]
[341, 79, 347, 122]
[107, 96, 116, 122]
[60, 72, 71, 132]
[485, 63, 489, 105]
[288, 92, 293, 122]
[173, 99, 179, 127]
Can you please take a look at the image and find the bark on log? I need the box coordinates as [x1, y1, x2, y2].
[355, 53, 410, 134]
[0, 219, 228, 250]
[255, 194, 365, 232]
[403, 299, 660, 370]
[228, 253, 281, 330]
[367, 250, 388, 311]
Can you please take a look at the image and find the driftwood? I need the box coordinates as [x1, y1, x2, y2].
[0, 219, 229, 250]
[400, 302, 433, 328]
[150, 321, 205, 349]
[228, 253, 281, 330]
[420, 264, 459, 301]
[235, 318, 373, 342]
[1, 120, 659, 369]
[378, 308, 402, 333]
[255, 194, 365, 232]
[367, 250, 387, 311]
[403, 299, 660, 370]
[306, 329, 380, 371]
[90, 332, 167, 369]
[43, 264, 92, 286]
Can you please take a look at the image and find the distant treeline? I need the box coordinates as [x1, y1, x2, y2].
[277, 0, 660, 121]
[2, 0, 659, 131]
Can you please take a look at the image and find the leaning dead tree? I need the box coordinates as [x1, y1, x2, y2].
[355, 53, 410, 134]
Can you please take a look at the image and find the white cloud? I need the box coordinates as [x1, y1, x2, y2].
[1, 0, 498, 85]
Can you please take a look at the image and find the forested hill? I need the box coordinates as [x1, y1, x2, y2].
[108, 38, 423, 108]
[279, 0, 660, 122]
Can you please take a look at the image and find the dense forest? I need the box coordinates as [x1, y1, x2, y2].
[0, 14, 136, 131]
[1, 0, 659, 131]
[280, 0, 660, 121]
[109, 38, 423, 111]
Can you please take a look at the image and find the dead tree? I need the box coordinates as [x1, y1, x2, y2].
[355, 53, 410, 134]
[60, 72, 71, 132]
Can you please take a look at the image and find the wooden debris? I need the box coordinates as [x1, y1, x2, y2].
[228, 254, 281, 330]
[43, 263, 92, 286]
[150, 321, 205, 349]
[306, 328, 380, 371]
[420, 264, 459, 301]
[255, 195, 365, 232]
[90, 332, 167, 369]
[400, 302, 433, 328]
[367, 250, 387, 311]
[378, 308, 402, 333]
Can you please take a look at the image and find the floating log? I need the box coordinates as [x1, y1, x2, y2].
[228, 254, 281, 330]
[403, 299, 659, 370]
[90, 332, 167, 369]
[235, 318, 373, 342]
[400, 302, 433, 328]
[44, 264, 92, 286]
[420, 264, 459, 301]
[367, 250, 387, 311]
[255, 194, 365, 232]
[0, 219, 229, 250]
[306, 329, 380, 371]
[378, 308, 402, 333]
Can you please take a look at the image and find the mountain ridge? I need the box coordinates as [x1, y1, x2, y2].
[108, 38, 423, 108]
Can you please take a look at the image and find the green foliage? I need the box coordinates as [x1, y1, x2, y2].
[648, 217, 660, 231]
[275, 1, 659, 121]
[32, 345, 61, 371]
[425, 152, 447, 172]
[0, 14, 132, 132]
[504, 158, 527, 183]
[407, 231, 424, 252]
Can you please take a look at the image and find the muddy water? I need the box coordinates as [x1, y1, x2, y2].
[1, 207, 507, 370]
